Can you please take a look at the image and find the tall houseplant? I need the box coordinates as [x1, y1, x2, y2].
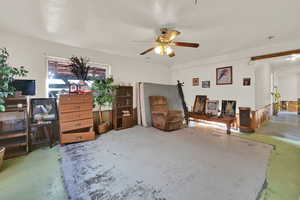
[92, 77, 117, 133]
[271, 87, 281, 116]
[0, 48, 28, 112]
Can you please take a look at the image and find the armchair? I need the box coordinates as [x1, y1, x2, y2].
[149, 96, 184, 131]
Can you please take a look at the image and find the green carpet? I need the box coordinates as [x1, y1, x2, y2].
[237, 133, 300, 200]
[0, 147, 67, 200]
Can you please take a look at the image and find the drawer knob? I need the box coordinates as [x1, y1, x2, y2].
[75, 136, 83, 139]
[75, 123, 81, 126]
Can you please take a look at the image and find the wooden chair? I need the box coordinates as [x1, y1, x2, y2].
[149, 96, 183, 131]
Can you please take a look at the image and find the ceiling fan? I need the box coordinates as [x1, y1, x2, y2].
[139, 28, 199, 57]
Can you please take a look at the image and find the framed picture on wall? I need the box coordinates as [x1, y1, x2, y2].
[243, 78, 251, 86]
[202, 81, 210, 88]
[192, 78, 199, 86]
[216, 66, 233, 85]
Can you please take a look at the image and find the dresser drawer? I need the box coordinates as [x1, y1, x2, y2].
[59, 94, 93, 105]
[60, 131, 95, 144]
[60, 111, 92, 123]
[59, 103, 92, 113]
[60, 118, 93, 132]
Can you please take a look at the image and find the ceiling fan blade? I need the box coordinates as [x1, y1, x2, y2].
[171, 42, 199, 48]
[140, 47, 155, 55]
[168, 52, 176, 57]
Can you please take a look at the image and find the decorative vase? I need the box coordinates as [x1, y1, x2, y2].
[0, 147, 5, 170]
[78, 80, 88, 92]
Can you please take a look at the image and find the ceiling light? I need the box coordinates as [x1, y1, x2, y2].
[154, 46, 162, 55]
[166, 47, 173, 55]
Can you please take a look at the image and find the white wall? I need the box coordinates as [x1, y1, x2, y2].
[254, 63, 271, 109]
[277, 74, 298, 101]
[171, 60, 256, 111]
[0, 30, 170, 98]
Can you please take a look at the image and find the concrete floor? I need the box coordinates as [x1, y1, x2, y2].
[60, 126, 272, 200]
[0, 112, 298, 200]
[256, 112, 300, 142]
[0, 147, 67, 200]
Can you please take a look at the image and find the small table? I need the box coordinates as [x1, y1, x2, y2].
[29, 122, 55, 150]
[188, 113, 235, 135]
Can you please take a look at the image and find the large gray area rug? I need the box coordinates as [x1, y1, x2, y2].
[60, 126, 272, 200]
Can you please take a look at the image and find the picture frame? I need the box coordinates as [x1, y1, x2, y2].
[69, 83, 78, 93]
[221, 100, 237, 117]
[243, 78, 251, 86]
[192, 78, 199, 86]
[192, 95, 207, 114]
[216, 66, 233, 85]
[206, 100, 219, 116]
[202, 81, 210, 88]
[30, 98, 58, 123]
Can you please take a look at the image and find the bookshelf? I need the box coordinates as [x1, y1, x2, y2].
[0, 98, 29, 159]
[113, 86, 133, 130]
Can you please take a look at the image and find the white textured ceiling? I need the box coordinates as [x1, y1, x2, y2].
[0, 0, 300, 66]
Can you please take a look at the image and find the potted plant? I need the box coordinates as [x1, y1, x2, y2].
[92, 77, 117, 134]
[271, 87, 281, 116]
[69, 56, 90, 91]
[0, 48, 28, 112]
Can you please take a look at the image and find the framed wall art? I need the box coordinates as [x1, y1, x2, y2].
[192, 78, 199, 86]
[216, 66, 233, 85]
[243, 78, 251, 86]
[202, 81, 210, 88]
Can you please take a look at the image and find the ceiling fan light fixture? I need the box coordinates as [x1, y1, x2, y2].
[166, 46, 173, 55]
[154, 46, 163, 55]
[139, 28, 199, 57]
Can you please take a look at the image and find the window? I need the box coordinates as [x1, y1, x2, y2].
[47, 58, 108, 98]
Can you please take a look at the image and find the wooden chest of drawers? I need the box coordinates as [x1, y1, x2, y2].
[59, 94, 95, 144]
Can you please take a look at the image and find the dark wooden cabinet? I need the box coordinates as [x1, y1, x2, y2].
[239, 107, 254, 133]
[113, 86, 133, 130]
[0, 98, 29, 159]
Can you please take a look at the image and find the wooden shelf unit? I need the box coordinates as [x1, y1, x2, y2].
[113, 86, 134, 130]
[0, 98, 29, 159]
[58, 94, 95, 144]
[298, 98, 300, 115]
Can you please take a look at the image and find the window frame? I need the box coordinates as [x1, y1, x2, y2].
[45, 56, 111, 98]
